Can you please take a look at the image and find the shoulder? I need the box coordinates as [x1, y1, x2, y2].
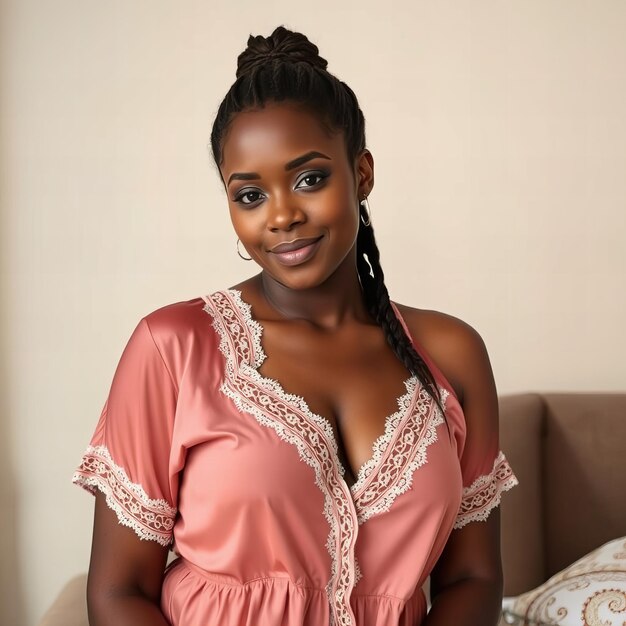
[142, 295, 210, 336]
[393, 303, 494, 407]
[133, 294, 219, 372]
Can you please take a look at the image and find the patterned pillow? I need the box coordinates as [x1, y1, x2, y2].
[501, 536, 626, 626]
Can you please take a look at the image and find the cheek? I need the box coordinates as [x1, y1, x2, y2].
[317, 182, 358, 225]
[336, 207, 359, 241]
[326, 194, 359, 237]
[229, 209, 263, 242]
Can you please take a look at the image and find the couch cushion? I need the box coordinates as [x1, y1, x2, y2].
[543, 393, 626, 577]
[499, 394, 546, 595]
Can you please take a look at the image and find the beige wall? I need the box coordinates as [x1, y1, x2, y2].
[1, 1, 625, 623]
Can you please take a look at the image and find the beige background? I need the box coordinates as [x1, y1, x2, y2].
[1, 1, 625, 624]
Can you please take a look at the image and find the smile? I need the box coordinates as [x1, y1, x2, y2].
[269, 236, 323, 266]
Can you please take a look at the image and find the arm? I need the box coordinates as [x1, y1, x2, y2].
[73, 317, 180, 626]
[424, 510, 503, 625]
[87, 492, 171, 626]
[422, 319, 504, 626]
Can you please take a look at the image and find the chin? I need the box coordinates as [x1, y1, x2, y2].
[263, 265, 338, 292]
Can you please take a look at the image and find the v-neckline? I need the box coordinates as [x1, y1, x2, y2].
[224, 288, 420, 495]
[204, 286, 448, 621]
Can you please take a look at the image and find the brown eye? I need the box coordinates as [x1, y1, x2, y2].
[295, 171, 328, 190]
[234, 190, 264, 206]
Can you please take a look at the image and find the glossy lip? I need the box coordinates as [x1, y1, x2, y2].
[270, 237, 323, 267]
[269, 236, 323, 254]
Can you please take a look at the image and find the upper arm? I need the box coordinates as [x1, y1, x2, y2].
[88, 491, 169, 606]
[73, 317, 179, 608]
[403, 311, 517, 594]
[431, 321, 503, 592]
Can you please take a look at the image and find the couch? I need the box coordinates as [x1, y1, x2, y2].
[38, 392, 626, 625]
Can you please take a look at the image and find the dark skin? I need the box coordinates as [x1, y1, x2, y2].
[87, 101, 503, 625]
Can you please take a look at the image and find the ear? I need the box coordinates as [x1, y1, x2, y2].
[355, 149, 374, 199]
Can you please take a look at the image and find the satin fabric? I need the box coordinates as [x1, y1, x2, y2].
[73, 288, 517, 625]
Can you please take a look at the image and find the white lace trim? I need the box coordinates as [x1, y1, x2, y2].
[349, 376, 420, 495]
[203, 289, 449, 625]
[204, 291, 358, 626]
[453, 450, 518, 530]
[353, 557, 363, 585]
[352, 386, 448, 524]
[72, 445, 176, 547]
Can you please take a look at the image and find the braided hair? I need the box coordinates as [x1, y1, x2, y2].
[210, 25, 445, 409]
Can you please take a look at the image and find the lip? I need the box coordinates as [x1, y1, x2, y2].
[270, 236, 323, 254]
[269, 236, 323, 266]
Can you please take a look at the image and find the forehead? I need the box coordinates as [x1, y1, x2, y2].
[220, 103, 345, 173]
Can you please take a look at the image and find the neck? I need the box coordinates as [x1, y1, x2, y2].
[255, 253, 370, 330]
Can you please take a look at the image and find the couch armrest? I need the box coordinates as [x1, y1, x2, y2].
[499, 393, 546, 595]
[38, 573, 88, 626]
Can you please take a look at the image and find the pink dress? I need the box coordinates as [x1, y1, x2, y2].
[73, 289, 518, 626]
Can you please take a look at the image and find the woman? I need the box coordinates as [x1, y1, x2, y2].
[73, 25, 518, 626]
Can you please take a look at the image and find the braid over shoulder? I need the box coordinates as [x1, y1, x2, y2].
[211, 25, 445, 411]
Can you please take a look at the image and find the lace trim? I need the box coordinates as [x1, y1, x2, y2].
[352, 386, 448, 524]
[353, 558, 363, 585]
[204, 291, 358, 626]
[203, 289, 449, 623]
[349, 376, 420, 496]
[453, 450, 518, 530]
[72, 445, 176, 546]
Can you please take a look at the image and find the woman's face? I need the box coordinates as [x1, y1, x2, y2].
[219, 101, 374, 291]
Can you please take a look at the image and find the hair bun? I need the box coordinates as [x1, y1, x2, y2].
[236, 25, 328, 79]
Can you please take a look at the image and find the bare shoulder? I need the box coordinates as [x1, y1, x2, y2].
[393, 302, 494, 407]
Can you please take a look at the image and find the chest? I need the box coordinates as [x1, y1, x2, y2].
[175, 291, 464, 626]
[256, 319, 416, 486]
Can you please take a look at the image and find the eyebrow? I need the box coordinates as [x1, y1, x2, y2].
[227, 151, 331, 186]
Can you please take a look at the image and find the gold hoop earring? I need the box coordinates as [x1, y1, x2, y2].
[360, 196, 372, 227]
[236, 239, 252, 261]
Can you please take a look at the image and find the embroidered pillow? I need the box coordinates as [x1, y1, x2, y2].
[500, 536, 626, 626]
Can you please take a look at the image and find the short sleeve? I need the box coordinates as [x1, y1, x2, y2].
[453, 449, 518, 530]
[72, 317, 178, 546]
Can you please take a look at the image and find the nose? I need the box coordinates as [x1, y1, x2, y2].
[266, 194, 306, 232]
